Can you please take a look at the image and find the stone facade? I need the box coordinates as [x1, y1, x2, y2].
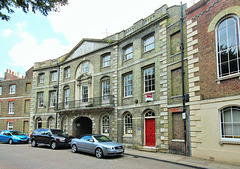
[186, 0, 240, 164]
[0, 68, 33, 136]
[30, 4, 187, 152]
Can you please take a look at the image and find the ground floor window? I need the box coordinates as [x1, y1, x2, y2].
[220, 106, 240, 140]
[36, 118, 42, 129]
[7, 121, 13, 130]
[61, 116, 68, 132]
[124, 113, 132, 135]
[48, 117, 55, 128]
[102, 115, 109, 134]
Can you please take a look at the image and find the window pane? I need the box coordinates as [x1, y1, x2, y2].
[219, 39, 227, 51]
[220, 51, 228, 63]
[228, 24, 236, 37]
[224, 109, 231, 122]
[219, 28, 227, 40]
[221, 62, 229, 76]
[230, 59, 238, 73]
[232, 108, 240, 122]
[228, 36, 236, 48]
[229, 47, 238, 60]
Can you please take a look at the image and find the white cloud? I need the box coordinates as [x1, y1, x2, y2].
[2, 29, 13, 37]
[48, 0, 198, 47]
[8, 24, 71, 71]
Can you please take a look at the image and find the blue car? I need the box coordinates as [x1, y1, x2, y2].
[0, 130, 29, 144]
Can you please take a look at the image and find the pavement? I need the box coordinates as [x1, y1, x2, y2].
[124, 148, 240, 169]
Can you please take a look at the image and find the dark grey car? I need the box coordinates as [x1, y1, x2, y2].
[31, 128, 73, 149]
[71, 134, 124, 158]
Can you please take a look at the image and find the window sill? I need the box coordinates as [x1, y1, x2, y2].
[172, 139, 185, 142]
[171, 95, 182, 99]
[123, 96, 133, 99]
[123, 135, 133, 138]
[101, 66, 110, 69]
[123, 58, 133, 63]
[8, 113, 14, 115]
[216, 73, 240, 84]
[219, 140, 240, 145]
[143, 91, 155, 95]
[143, 48, 155, 54]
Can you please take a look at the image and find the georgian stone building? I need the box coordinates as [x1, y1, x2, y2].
[30, 4, 188, 153]
[186, 0, 240, 164]
[0, 68, 33, 136]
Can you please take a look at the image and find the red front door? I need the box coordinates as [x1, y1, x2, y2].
[145, 118, 155, 147]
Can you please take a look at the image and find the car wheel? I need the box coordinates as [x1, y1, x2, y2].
[71, 144, 77, 153]
[51, 141, 57, 150]
[8, 139, 13, 144]
[95, 148, 103, 159]
[31, 140, 37, 147]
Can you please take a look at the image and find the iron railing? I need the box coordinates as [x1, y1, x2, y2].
[57, 95, 115, 110]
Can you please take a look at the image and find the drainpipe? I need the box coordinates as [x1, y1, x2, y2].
[55, 60, 60, 128]
[180, 1, 187, 156]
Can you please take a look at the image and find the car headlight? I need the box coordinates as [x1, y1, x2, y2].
[58, 138, 65, 142]
[107, 147, 115, 150]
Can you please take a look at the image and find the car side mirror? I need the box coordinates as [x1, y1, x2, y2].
[89, 139, 94, 142]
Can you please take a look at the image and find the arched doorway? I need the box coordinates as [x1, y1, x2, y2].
[74, 117, 92, 137]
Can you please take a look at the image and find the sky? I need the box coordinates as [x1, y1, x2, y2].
[0, 0, 199, 78]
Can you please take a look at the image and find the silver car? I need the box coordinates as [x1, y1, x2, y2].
[71, 134, 124, 158]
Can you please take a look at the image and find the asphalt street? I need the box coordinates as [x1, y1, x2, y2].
[0, 143, 193, 169]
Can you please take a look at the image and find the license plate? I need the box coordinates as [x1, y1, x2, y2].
[116, 150, 123, 153]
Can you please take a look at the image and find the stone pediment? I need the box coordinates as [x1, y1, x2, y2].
[65, 39, 108, 62]
[77, 73, 92, 85]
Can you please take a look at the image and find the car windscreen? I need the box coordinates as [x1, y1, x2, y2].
[51, 130, 67, 137]
[94, 135, 112, 142]
[10, 131, 25, 135]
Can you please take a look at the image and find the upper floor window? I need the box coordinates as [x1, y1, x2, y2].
[144, 35, 154, 52]
[0, 86, 2, 95]
[124, 74, 132, 97]
[8, 101, 15, 114]
[82, 86, 88, 102]
[82, 62, 89, 73]
[38, 92, 44, 108]
[39, 74, 45, 84]
[220, 106, 240, 140]
[124, 45, 133, 61]
[102, 80, 110, 100]
[64, 87, 69, 108]
[64, 67, 70, 79]
[51, 71, 57, 82]
[50, 91, 56, 107]
[144, 66, 155, 92]
[102, 55, 111, 67]
[216, 16, 240, 78]
[9, 85, 16, 94]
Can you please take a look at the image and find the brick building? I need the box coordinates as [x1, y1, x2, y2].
[0, 68, 33, 136]
[186, 0, 240, 164]
[30, 4, 189, 153]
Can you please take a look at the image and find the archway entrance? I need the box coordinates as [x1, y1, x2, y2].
[74, 117, 92, 137]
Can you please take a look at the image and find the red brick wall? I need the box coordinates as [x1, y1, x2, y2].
[187, 0, 240, 100]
